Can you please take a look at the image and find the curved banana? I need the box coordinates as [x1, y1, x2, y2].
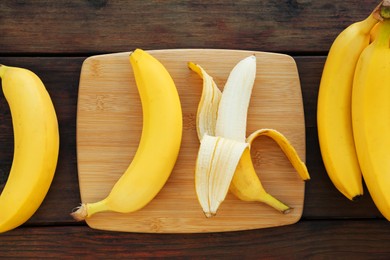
[192, 56, 257, 217]
[317, 9, 379, 200]
[352, 18, 390, 220]
[230, 129, 310, 213]
[0, 65, 59, 233]
[71, 49, 183, 220]
[190, 56, 310, 216]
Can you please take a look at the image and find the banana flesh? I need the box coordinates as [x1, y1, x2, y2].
[0, 65, 59, 233]
[190, 55, 310, 217]
[317, 7, 380, 200]
[71, 49, 183, 220]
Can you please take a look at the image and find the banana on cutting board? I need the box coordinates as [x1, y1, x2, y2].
[189, 55, 310, 217]
[71, 49, 183, 220]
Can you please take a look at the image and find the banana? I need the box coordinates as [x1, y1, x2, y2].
[352, 17, 390, 220]
[0, 65, 59, 233]
[71, 49, 183, 220]
[190, 56, 309, 216]
[192, 56, 257, 217]
[317, 7, 379, 200]
[230, 129, 310, 214]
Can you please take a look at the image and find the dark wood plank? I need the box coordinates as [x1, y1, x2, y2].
[304, 127, 382, 219]
[295, 56, 325, 128]
[1, 220, 390, 258]
[0, 0, 380, 54]
[0, 56, 384, 227]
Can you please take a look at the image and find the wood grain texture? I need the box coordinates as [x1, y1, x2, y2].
[1, 221, 390, 258]
[0, 0, 380, 54]
[76, 49, 306, 232]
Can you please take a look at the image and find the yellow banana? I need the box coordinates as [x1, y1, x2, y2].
[317, 8, 379, 200]
[71, 49, 183, 220]
[352, 18, 390, 220]
[0, 65, 59, 233]
[190, 56, 309, 216]
[230, 129, 310, 214]
[192, 56, 257, 217]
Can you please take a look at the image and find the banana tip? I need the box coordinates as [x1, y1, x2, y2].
[70, 203, 88, 221]
[0, 64, 6, 78]
[352, 195, 363, 202]
[204, 212, 216, 218]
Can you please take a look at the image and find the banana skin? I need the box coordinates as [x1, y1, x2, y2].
[0, 65, 59, 233]
[317, 11, 379, 200]
[190, 57, 309, 215]
[72, 49, 183, 220]
[352, 19, 390, 220]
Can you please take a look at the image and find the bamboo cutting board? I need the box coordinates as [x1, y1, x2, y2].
[76, 49, 307, 233]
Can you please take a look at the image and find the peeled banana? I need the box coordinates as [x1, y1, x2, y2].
[71, 49, 183, 220]
[317, 6, 380, 200]
[0, 65, 59, 233]
[190, 55, 310, 217]
[193, 56, 256, 217]
[352, 17, 390, 220]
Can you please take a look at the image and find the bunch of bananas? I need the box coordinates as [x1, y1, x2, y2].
[317, 2, 390, 219]
[0, 65, 59, 233]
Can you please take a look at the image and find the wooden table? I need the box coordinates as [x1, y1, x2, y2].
[1, 0, 389, 258]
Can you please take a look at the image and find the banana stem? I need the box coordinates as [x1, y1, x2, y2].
[85, 200, 110, 217]
[70, 200, 109, 221]
[379, 0, 390, 19]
